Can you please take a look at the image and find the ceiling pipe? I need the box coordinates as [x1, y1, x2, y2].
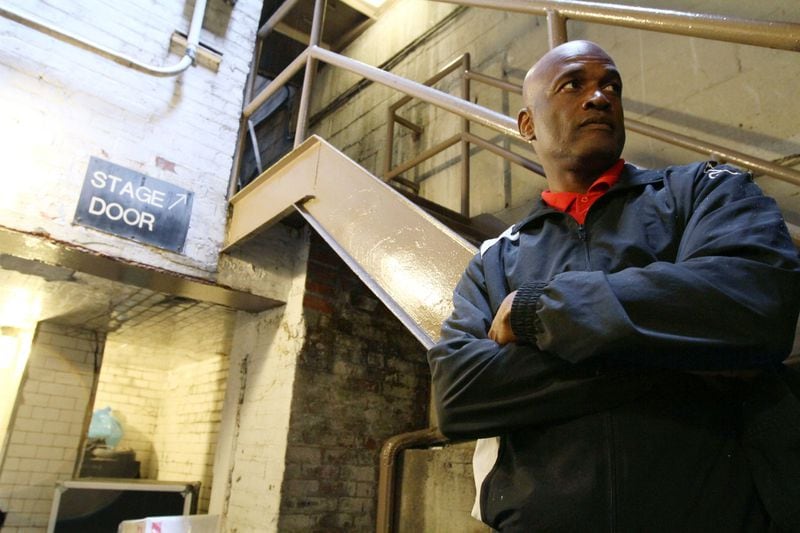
[0, 0, 208, 77]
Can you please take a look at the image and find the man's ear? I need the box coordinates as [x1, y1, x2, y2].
[517, 108, 535, 141]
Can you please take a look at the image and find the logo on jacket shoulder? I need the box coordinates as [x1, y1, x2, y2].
[703, 162, 743, 180]
[480, 225, 519, 257]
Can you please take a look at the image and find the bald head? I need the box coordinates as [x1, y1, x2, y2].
[517, 40, 625, 191]
[522, 41, 617, 106]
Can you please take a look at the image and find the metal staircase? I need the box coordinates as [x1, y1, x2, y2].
[225, 135, 477, 349]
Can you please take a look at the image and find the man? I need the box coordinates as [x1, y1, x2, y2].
[427, 40, 800, 531]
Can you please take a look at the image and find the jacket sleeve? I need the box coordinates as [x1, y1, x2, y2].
[428, 250, 653, 440]
[511, 164, 800, 370]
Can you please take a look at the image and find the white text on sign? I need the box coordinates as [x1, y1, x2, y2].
[91, 170, 166, 207]
[88, 197, 155, 230]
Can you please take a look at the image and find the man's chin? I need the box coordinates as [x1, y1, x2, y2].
[577, 137, 624, 164]
[575, 149, 623, 171]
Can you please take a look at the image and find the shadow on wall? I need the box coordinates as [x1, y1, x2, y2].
[622, 98, 800, 170]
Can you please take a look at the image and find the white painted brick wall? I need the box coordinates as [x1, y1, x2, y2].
[92, 362, 163, 477]
[213, 231, 310, 533]
[0, 323, 100, 531]
[0, 0, 262, 279]
[149, 355, 229, 513]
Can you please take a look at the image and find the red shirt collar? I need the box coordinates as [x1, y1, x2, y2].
[541, 159, 624, 224]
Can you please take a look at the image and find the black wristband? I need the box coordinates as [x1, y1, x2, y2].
[510, 281, 548, 342]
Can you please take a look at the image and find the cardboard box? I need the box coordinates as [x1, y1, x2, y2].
[118, 514, 220, 533]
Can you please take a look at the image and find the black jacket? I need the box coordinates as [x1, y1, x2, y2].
[428, 162, 800, 531]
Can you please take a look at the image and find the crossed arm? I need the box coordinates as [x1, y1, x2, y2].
[428, 169, 800, 439]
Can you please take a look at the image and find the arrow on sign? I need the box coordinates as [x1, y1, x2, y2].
[169, 193, 188, 210]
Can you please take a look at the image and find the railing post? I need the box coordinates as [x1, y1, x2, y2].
[460, 53, 471, 218]
[384, 107, 395, 180]
[294, 0, 326, 147]
[247, 119, 263, 174]
[229, 116, 248, 199]
[546, 9, 568, 48]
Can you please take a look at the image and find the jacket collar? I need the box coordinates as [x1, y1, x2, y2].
[512, 163, 665, 233]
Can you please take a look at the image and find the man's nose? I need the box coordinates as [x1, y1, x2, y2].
[583, 89, 610, 110]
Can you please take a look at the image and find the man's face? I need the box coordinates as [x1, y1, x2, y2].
[520, 41, 625, 175]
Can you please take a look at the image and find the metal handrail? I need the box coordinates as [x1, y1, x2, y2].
[436, 0, 800, 51]
[471, 71, 800, 187]
[381, 55, 547, 217]
[311, 46, 519, 136]
[382, 63, 800, 218]
[625, 120, 800, 185]
[385, 53, 475, 215]
[231, 0, 800, 199]
[384, 60, 546, 213]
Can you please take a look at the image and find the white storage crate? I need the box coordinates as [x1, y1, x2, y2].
[118, 514, 220, 533]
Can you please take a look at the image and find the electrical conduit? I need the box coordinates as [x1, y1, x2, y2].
[0, 0, 207, 76]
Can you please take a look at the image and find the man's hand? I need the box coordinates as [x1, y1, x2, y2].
[488, 290, 518, 345]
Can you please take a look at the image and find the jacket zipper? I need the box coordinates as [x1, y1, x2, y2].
[577, 224, 591, 269]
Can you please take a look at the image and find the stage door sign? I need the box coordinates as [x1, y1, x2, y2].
[74, 157, 193, 252]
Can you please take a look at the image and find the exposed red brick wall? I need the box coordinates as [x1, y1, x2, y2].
[279, 233, 430, 532]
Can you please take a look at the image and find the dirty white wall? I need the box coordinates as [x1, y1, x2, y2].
[399, 443, 488, 533]
[0, 0, 262, 279]
[0, 323, 102, 531]
[149, 356, 229, 513]
[0, 327, 34, 454]
[210, 223, 310, 532]
[92, 356, 228, 514]
[92, 362, 162, 477]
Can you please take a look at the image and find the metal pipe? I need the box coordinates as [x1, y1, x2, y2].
[386, 134, 462, 180]
[465, 71, 523, 94]
[385, 53, 467, 184]
[390, 54, 468, 112]
[243, 49, 309, 118]
[244, 38, 263, 105]
[393, 115, 424, 135]
[234, 48, 308, 198]
[257, 0, 304, 39]
[626, 119, 800, 187]
[247, 119, 263, 174]
[376, 427, 448, 533]
[228, 117, 249, 199]
[294, 0, 326, 147]
[383, 108, 396, 179]
[460, 53, 471, 217]
[294, 55, 317, 147]
[0, 0, 208, 76]
[310, 46, 520, 138]
[546, 8, 568, 48]
[184, 0, 206, 52]
[463, 132, 545, 176]
[435, 0, 800, 52]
